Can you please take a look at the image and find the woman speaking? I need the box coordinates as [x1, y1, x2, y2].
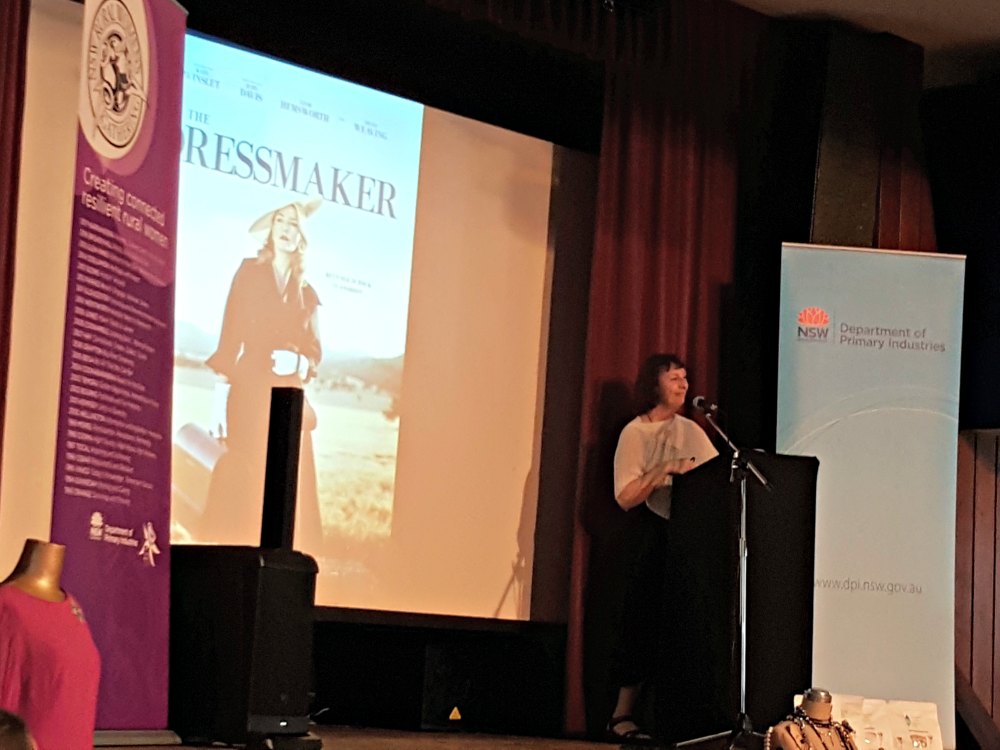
[606, 353, 718, 743]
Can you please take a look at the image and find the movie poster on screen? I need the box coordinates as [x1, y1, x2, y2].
[170, 35, 424, 571]
[776, 243, 965, 748]
[48, 0, 186, 729]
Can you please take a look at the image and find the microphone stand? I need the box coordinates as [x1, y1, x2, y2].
[677, 408, 771, 750]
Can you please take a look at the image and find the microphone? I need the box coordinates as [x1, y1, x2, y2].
[691, 396, 719, 414]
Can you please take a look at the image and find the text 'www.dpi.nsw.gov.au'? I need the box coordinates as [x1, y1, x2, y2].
[814, 577, 923, 596]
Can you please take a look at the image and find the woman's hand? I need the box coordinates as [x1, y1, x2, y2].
[648, 457, 696, 486]
[649, 458, 684, 486]
[616, 457, 694, 509]
[664, 457, 696, 477]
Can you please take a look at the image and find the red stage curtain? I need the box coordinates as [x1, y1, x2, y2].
[564, 0, 765, 734]
[875, 36, 937, 252]
[425, 0, 935, 735]
[0, 0, 30, 483]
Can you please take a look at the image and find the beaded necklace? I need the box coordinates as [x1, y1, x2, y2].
[764, 707, 857, 750]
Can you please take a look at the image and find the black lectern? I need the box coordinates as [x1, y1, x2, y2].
[663, 452, 817, 741]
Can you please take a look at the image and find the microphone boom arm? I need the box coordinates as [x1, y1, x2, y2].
[701, 410, 771, 491]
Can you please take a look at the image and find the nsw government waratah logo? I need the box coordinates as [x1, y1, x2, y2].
[89, 511, 104, 540]
[80, 0, 150, 159]
[796, 307, 830, 342]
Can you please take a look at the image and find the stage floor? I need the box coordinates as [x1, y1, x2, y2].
[99, 724, 762, 749]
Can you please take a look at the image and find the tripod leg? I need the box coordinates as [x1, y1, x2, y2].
[725, 713, 755, 750]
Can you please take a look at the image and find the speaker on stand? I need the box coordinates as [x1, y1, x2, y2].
[170, 388, 322, 749]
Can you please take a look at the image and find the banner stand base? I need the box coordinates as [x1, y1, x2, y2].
[94, 730, 181, 746]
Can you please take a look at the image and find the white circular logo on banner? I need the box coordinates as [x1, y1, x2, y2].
[80, 0, 151, 159]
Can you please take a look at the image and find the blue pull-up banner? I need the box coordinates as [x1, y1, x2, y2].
[777, 243, 965, 749]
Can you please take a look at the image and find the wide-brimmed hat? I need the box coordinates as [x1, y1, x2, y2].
[248, 197, 323, 241]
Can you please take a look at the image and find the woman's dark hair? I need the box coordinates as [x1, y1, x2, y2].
[634, 353, 686, 414]
[0, 709, 32, 750]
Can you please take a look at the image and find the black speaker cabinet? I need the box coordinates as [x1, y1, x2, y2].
[170, 545, 318, 744]
[420, 631, 566, 736]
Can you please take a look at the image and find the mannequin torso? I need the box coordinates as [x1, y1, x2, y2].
[2, 539, 67, 602]
[766, 689, 859, 750]
[0, 539, 100, 750]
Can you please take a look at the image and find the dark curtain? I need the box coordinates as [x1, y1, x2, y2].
[425, 0, 668, 65]
[0, 0, 29, 492]
[564, 0, 765, 735]
[923, 83, 1000, 429]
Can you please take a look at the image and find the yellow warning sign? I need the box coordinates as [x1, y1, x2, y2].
[449, 707, 462, 721]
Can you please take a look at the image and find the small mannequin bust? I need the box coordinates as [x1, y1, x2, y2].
[1, 539, 67, 602]
[0, 538, 100, 750]
[765, 688, 859, 750]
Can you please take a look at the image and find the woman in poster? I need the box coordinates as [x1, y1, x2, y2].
[201, 198, 325, 551]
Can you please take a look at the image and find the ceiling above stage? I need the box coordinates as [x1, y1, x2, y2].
[731, 0, 1000, 51]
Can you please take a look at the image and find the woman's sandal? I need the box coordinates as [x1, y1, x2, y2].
[606, 714, 659, 746]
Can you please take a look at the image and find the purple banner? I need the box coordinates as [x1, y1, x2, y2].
[49, 0, 185, 729]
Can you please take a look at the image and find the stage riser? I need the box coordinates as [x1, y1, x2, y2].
[312, 622, 566, 737]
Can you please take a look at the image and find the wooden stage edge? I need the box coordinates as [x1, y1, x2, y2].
[98, 724, 751, 749]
